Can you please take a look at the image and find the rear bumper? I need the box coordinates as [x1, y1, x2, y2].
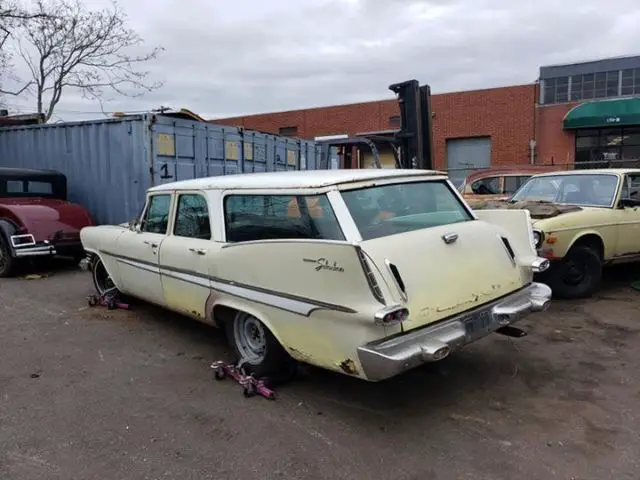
[356, 282, 552, 382]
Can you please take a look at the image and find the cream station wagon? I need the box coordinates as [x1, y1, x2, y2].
[80, 169, 552, 382]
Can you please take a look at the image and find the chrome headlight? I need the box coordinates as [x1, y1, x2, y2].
[533, 229, 544, 250]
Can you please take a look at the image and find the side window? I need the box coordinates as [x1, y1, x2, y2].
[140, 194, 172, 234]
[224, 194, 345, 243]
[6, 180, 24, 193]
[173, 194, 211, 239]
[470, 176, 500, 195]
[621, 174, 640, 200]
[504, 175, 531, 194]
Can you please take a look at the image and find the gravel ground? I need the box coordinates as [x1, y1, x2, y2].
[1, 261, 639, 480]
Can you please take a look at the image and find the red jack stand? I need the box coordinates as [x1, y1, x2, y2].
[87, 293, 130, 310]
[211, 360, 276, 400]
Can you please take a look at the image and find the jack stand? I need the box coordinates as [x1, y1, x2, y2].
[87, 292, 130, 310]
[211, 360, 276, 400]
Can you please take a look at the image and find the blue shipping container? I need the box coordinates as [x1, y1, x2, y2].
[0, 113, 330, 225]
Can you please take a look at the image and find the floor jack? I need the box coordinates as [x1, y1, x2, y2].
[87, 289, 130, 310]
[211, 360, 276, 400]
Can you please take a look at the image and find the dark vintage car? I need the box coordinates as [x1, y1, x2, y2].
[0, 167, 94, 276]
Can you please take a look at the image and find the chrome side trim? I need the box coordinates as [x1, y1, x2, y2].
[100, 250, 357, 317]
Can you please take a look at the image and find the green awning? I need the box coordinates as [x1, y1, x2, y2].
[563, 97, 640, 129]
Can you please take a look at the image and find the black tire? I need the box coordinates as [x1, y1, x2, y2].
[91, 256, 116, 296]
[0, 234, 15, 278]
[225, 311, 291, 379]
[547, 245, 602, 299]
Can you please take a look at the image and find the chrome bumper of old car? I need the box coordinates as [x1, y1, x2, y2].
[13, 243, 57, 257]
[356, 282, 552, 382]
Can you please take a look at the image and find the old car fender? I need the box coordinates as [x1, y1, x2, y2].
[565, 230, 606, 259]
[208, 297, 288, 348]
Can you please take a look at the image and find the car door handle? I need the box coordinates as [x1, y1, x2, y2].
[143, 241, 158, 248]
[189, 248, 206, 255]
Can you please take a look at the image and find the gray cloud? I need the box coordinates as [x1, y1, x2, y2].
[3, 0, 640, 121]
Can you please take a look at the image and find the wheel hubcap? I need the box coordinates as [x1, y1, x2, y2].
[233, 314, 266, 363]
[562, 260, 586, 285]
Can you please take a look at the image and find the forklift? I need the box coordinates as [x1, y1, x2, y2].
[317, 79, 434, 170]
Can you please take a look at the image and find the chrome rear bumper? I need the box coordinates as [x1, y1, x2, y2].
[356, 282, 552, 382]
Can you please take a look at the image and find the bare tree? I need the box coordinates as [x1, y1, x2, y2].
[15, 0, 163, 121]
[0, 0, 48, 96]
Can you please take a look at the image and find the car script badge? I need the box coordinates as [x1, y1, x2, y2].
[303, 257, 345, 272]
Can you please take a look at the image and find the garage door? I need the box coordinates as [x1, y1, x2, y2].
[446, 137, 491, 189]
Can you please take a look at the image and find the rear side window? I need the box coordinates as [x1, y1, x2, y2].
[470, 176, 500, 194]
[504, 175, 531, 194]
[224, 194, 345, 242]
[341, 180, 473, 241]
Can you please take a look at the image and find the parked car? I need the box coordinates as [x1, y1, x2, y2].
[460, 166, 556, 206]
[80, 169, 552, 382]
[474, 168, 640, 299]
[0, 167, 94, 277]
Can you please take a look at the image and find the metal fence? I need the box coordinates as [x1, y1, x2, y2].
[444, 158, 640, 189]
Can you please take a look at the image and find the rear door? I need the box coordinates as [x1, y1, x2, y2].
[159, 192, 216, 321]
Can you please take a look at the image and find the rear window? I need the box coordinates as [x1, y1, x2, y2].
[341, 180, 473, 240]
[5, 179, 54, 195]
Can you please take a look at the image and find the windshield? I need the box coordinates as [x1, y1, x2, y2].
[341, 180, 473, 241]
[510, 174, 619, 207]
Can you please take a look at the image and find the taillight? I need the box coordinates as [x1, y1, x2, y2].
[374, 306, 409, 326]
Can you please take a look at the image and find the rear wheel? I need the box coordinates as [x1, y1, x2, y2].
[547, 245, 602, 299]
[225, 311, 290, 379]
[0, 235, 15, 278]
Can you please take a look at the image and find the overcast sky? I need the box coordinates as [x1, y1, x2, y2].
[3, 0, 640, 122]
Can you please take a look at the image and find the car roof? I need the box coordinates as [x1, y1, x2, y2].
[148, 168, 446, 192]
[531, 168, 640, 178]
[463, 166, 555, 183]
[0, 167, 62, 177]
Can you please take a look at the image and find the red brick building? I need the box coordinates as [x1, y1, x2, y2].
[211, 55, 640, 185]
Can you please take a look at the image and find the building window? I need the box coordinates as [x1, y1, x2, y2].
[389, 115, 401, 128]
[279, 126, 298, 137]
[542, 68, 640, 105]
[575, 127, 640, 169]
[620, 68, 640, 96]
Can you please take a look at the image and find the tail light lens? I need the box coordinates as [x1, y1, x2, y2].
[374, 306, 409, 326]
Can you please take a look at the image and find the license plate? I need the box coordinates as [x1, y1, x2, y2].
[463, 309, 494, 338]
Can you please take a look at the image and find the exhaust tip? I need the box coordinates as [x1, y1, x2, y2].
[531, 297, 551, 312]
[420, 342, 451, 362]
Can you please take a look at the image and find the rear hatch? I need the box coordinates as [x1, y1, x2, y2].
[339, 176, 525, 333]
[361, 220, 523, 331]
